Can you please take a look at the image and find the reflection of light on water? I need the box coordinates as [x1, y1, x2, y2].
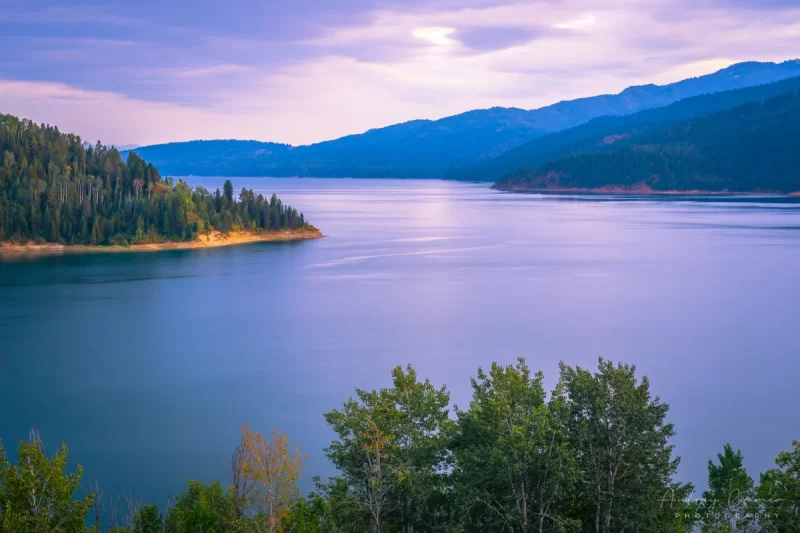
[307, 273, 398, 281]
[304, 244, 507, 269]
[389, 236, 456, 243]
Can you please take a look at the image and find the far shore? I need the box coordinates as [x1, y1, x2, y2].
[0, 228, 324, 256]
[493, 184, 800, 197]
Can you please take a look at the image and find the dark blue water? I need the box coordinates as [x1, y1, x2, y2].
[2, 178, 799, 503]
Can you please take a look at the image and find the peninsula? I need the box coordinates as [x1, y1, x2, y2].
[0, 228, 322, 256]
[0, 113, 321, 254]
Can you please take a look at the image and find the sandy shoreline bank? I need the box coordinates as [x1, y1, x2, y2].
[0, 228, 324, 256]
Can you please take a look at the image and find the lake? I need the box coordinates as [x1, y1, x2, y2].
[2, 178, 799, 504]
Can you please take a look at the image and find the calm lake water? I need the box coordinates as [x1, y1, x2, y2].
[2, 178, 799, 503]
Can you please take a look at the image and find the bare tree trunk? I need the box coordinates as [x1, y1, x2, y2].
[91, 479, 104, 533]
[538, 503, 545, 533]
[231, 436, 253, 520]
[124, 491, 141, 533]
[520, 479, 527, 532]
[110, 495, 119, 532]
[161, 488, 172, 533]
[26, 430, 44, 522]
[595, 504, 600, 533]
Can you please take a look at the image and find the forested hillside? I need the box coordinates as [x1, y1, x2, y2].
[2, 358, 798, 533]
[0, 115, 310, 246]
[126, 59, 800, 179]
[495, 89, 800, 193]
[119, 139, 293, 178]
[453, 75, 800, 181]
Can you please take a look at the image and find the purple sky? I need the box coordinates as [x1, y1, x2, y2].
[1, 0, 799, 146]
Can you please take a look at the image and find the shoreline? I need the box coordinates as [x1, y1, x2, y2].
[0, 228, 324, 256]
[493, 185, 800, 197]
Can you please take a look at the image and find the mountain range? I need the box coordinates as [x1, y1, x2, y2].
[124, 59, 800, 179]
[494, 88, 800, 193]
[451, 73, 800, 181]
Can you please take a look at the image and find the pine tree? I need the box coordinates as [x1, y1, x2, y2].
[0, 113, 311, 245]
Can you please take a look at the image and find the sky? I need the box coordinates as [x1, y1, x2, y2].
[1, 0, 799, 147]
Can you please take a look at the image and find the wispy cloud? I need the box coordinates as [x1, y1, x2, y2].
[173, 64, 256, 79]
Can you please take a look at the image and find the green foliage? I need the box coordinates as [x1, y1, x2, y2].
[3, 363, 798, 533]
[452, 358, 579, 533]
[0, 431, 92, 533]
[320, 359, 695, 533]
[223, 180, 234, 204]
[0, 114, 311, 245]
[757, 440, 800, 532]
[553, 358, 693, 532]
[323, 365, 453, 533]
[135, 504, 162, 533]
[308, 476, 370, 533]
[699, 444, 755, 532]
[283, 496, 324, 533]
[164, 480, 248, 533]
[496, 89, 800, 193]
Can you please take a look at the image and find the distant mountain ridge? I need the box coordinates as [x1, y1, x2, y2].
[124, 59, 800, 178]
[122, 139, 292, 177]
[450, 73, 800, 181]
[494, 89, 800, 193]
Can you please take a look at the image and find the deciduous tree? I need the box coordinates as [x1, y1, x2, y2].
[237, 424, 307, 533]
[323, 365, 452, 533]
[0, 430, 93, 533]
[554, 358, 691, 533]
[757, 440, 800, 532]
[452, 359, 579, 533]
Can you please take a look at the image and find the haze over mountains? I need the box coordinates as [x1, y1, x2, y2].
[125, 59, 800, 179]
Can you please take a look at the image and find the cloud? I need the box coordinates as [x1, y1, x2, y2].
[0, 80, 227, 145]
[412, 27, 458, 47]
[455, 25, 546, 51]
[647, 58, 739, 85]
[553, 13, 597, 30]
[0, 0, 799, 145]
[173, 64, 256, 79]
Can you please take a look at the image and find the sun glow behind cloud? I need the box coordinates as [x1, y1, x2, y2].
[554, 13, 597, 30]
[412, 26, 458, 47]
